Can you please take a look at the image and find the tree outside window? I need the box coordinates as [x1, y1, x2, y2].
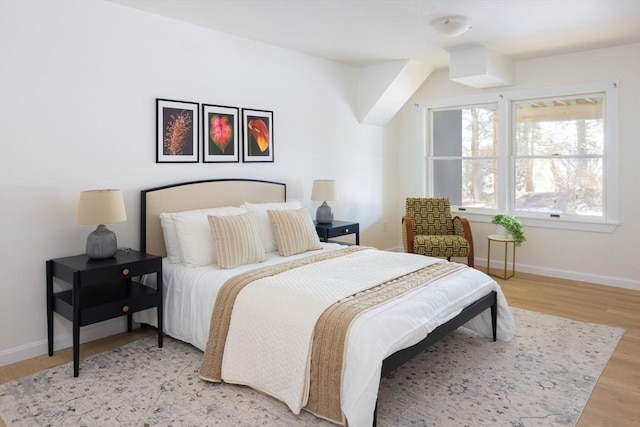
[513, 95, 604, 217]
[431, 105, 498, 209]
[424, 81, 617, 230]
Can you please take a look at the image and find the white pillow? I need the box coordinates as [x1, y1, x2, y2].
[267, 207, 322, 257]
[159, 213, 182, 263]
[208, 212, 266, 269]
[242, 201, 301, 252]
[172, 206, 248, 267]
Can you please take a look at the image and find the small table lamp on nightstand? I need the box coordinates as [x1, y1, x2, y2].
[77, 189, 127, 259]
[311, 179, 338, 224]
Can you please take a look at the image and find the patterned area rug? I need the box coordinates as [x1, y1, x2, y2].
[0, 308, 623, 427]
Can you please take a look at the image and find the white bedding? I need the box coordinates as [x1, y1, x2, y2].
[136, 244, 347, 351]
[135, 243, 515, 426]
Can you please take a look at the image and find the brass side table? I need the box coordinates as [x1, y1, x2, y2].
[487, 234, 516, 279]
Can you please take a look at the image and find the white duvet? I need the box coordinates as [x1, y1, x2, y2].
[136, 244, 515, 426]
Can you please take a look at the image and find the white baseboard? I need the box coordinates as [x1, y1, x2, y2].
[385, 246, 639, 291]
[0, 317, 131, 367]
[479, 258, 639, 291]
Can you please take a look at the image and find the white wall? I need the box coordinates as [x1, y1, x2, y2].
[0, 0, 400, 364]
[397, 44, 640, 290]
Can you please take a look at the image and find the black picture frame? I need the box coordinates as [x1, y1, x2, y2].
[202, 104, 240, 163]
[242, 108, 274, 163]
[156, 98, 199, 163]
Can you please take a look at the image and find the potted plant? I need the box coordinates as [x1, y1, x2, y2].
[492, 214, 526, 246]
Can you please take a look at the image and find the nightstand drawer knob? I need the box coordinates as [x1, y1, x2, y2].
[122, 268, 130, 276]
[122, 305, 130, 313]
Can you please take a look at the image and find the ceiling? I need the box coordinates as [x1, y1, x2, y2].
[110, 0, 640, 69]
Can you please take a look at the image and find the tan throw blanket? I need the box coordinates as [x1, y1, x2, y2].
[306, 260, 465, 425]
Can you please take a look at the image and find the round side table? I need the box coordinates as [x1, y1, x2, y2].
[487, 234, 516, 279]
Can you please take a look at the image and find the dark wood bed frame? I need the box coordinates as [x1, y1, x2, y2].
[139, 178, 498, 427]
[374, 290, 496, 425]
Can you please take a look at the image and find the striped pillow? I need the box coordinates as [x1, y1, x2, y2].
[267, 207, 322, 257]
[242, 201, 302, 252]
[208, 212, 266, 269]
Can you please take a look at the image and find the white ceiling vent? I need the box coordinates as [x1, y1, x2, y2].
[449, 47, 514, 89]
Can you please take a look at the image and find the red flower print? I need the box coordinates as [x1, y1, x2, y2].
[210, 115, 233, 152]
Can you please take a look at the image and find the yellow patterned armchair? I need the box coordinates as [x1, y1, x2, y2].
[402, 198, 474, 268]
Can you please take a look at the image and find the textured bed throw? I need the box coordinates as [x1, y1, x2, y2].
[199, 246, 465, 425]
[199, 246, 367, 382]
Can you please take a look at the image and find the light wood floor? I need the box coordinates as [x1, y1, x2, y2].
[1, 271, 638, 426]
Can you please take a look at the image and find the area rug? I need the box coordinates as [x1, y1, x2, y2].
[0, 308, 624, 427]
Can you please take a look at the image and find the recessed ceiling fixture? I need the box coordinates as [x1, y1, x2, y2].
[431, 16, 471, 37]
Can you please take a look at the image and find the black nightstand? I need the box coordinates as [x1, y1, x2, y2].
[46, 249, 163, 377]
[314, 220, 360, 245]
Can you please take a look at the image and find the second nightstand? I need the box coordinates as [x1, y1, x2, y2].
[314, 220, 360, 245]
[46, 249, 163, 377]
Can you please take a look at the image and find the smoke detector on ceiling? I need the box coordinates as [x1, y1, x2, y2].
[431, 16, 471, 37]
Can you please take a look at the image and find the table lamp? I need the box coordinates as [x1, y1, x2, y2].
[77, 189, 127, 259]
[311, 179, 338, 224]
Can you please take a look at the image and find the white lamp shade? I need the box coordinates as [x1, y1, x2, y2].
[311, 180, 338, 202]
[78, 189, 127, 225]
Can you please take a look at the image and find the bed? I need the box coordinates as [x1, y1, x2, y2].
[135, 178, 515, 426]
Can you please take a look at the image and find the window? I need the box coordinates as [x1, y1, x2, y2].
[431, 105, 498, 209]
[422, 81, 618, 231]
[513, 95, 604, 218]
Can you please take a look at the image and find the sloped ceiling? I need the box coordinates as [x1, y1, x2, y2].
[109, 0, 640, 125]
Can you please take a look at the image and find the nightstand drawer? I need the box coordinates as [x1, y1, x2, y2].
[53, 281, 160, 326]
[326, 224, 358, 238]
[78, 259, 160, 285]
[78, 291, 160, 326]
[315, 220, 360, 245]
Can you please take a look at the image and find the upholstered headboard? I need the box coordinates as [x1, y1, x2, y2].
[140, 179, 286, 257]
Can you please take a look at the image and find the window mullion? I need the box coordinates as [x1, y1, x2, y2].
[497, 94, 510, 214]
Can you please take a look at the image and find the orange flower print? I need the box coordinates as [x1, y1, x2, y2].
[248, 119, 269, 152]
[163, 110, 192, 155]
[210, 114, 233, 153]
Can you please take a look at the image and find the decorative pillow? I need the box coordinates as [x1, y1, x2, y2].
[159, 213, 182, 263]
[267, 207, 322, 257]
[242, 201, 302, 252]
[208, 212, 266, 269]
[172, 206, 248, 267]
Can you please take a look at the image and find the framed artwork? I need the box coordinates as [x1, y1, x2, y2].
[156, 98, 199, 163]
[202, 104, 240, 163]
[242, 108, 274, 163]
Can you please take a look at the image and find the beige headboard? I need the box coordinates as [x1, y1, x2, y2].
[140, 179, 286, 257]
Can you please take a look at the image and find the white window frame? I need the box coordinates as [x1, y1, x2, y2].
[428, 102, 500, 210]
[418, 80, 619, 233]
